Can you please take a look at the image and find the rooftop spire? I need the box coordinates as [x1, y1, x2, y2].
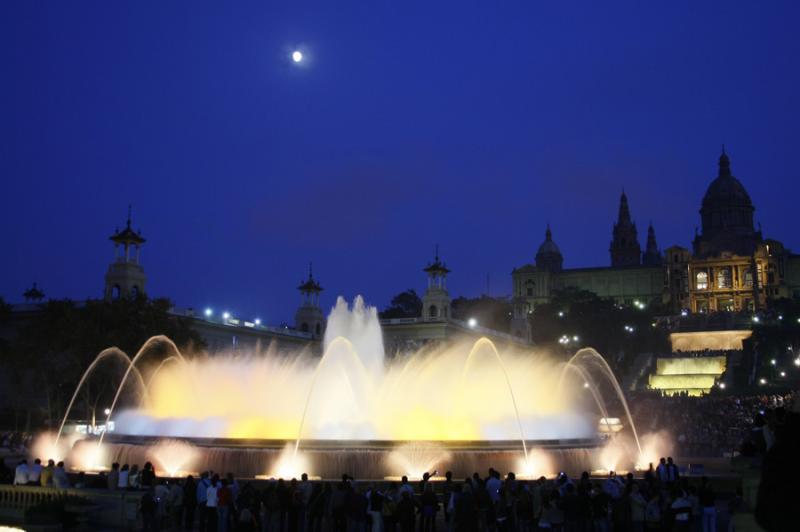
[545, 224, 552, 241]
[126, 204, 132, 228]
[718, 146, 731, 177]
[617, 190, 632, 225]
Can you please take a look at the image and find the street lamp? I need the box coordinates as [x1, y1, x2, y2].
[468, 318, 477, 328]
[204, 308, 213, 317]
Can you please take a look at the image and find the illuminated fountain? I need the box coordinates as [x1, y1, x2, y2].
[45, 296, 667, 479]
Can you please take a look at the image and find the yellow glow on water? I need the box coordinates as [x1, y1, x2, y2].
[130, 336, 590, 442]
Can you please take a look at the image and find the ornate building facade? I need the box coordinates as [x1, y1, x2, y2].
[512, 149, 800, 319]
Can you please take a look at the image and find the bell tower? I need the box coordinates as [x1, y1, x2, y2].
[421, 246, 451, 321]
[295, 263, 325, 338]
[104, 206, 147, 301]
[610, 191, 642, 267]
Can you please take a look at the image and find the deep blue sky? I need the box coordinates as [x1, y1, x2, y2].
[2, 1, 799, 324]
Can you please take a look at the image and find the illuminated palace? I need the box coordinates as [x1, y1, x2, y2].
[511, 149, 800, 327]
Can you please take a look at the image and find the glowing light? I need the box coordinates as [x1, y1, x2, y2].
[573, 335, 579, 342]
[292, 51, 303, 63]
[719, 382, 726, 389]
[780, 371, 786, 377]
[771, 359, 777, 366]
[222, 312, 231, 320]
[583, 382, 590, 388]
[467, 318, 477, 328]
[104, 408, 111, 416]
[387, 442, 451, 480]
[680, 310, 688, 317]
[255, 318, 261, 326]
[204, 308, 213, 317]
[558, 311, 564, 317]
[69, 440, 110, 472]
[759, 378, 767, 385]
[794, 358, 800, 367]
[516, 449, 554, 479]
[149, 439, 199, 477]
[753, 316, 760, 323]
[263, 443, 311, 479]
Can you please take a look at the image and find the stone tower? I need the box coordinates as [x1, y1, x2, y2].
[421, 247, 451, 321]
[295, 264, 325, 338]
[104, 207, 147, 300]
[609, 191, 641, 267]
[642, 223, 662, 266]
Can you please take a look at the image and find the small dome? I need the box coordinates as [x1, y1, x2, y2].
[535, 225, 563, 272]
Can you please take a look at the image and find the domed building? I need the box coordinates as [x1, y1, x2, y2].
[512, 148, 800, 317]
[693, 148, 761, 258]
[535, 225, 563, 272]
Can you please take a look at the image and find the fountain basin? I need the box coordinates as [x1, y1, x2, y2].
[78, 435, 605, 480]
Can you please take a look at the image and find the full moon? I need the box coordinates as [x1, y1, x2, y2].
[292, 51, 303, 63]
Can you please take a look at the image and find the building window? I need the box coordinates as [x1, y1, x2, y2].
[696, 271, 708, 290]
[526, 287, 533, 296]
[717, 297, 734, 312]
[428, 305, 438, 318]
[744, 270, 754, 288]
[767, 265, 776, 285]
[717, 267, 732, 289]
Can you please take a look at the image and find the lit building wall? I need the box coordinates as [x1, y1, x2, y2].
[669, 330, 752, 352]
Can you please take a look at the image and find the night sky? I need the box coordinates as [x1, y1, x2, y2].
[2, 1, 799, 325]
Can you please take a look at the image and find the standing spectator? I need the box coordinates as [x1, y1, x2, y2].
[670, 489, 692, 531]
[27, 458, 43, 485]
[629, 484, 646, 532]
[395, 491, 416, 532]
[13, 459, 29, 485]
[183, 475, 197, 530]
[367, 483, 384, 532]
[141, 461, 156, 488]
[420, 482, 438, 532]
[118, 464, 130, 489]
[108, 462, 120, 490]
[129, 464, 141, 489]
[217, 478, 232, 532]
[644, 492, 661, 531]
[699, 480, 716, 532]
[206, 474, 220, 532]
[39, 459, 55, 487]
[167, 477, 184, 528]
[141, 487, 158, 532]
[53, 462, 69, 489]
[197, 472, 211, 531]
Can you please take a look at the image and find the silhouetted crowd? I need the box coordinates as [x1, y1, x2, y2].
[630, 393, 794, 456]
[118, 466, 736, 532]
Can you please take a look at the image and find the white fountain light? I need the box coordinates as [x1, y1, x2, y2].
[292, 50, 303, 63]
